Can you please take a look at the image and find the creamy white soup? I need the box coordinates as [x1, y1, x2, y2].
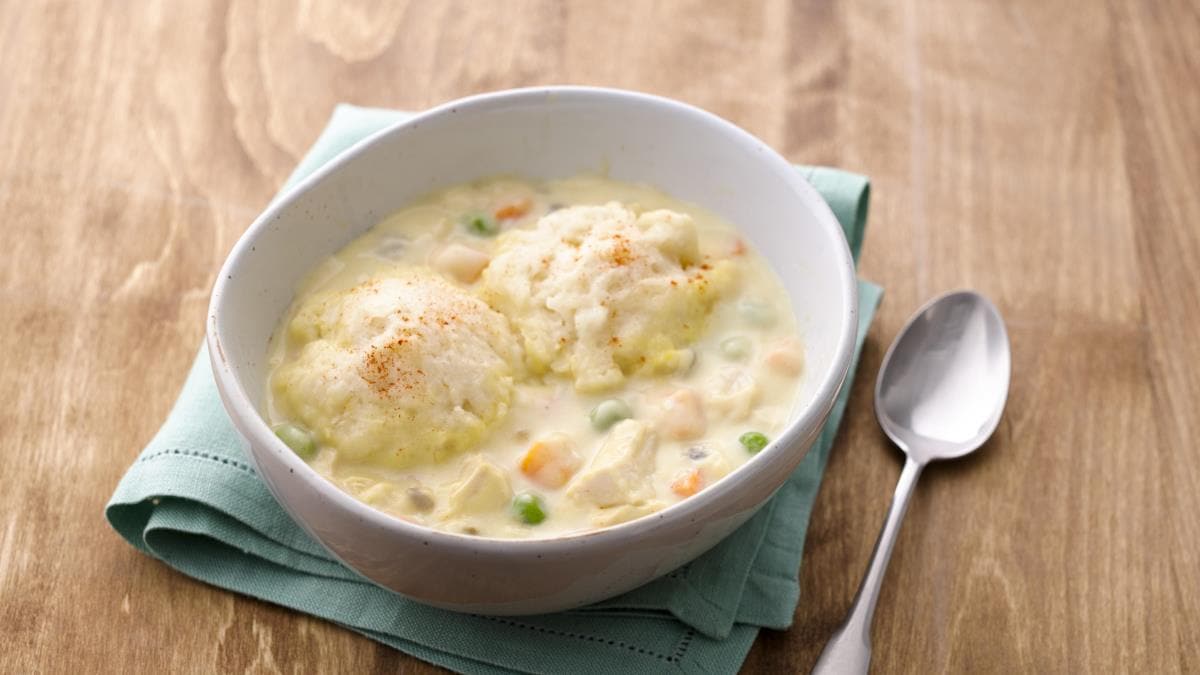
[266, 176, 804, 538]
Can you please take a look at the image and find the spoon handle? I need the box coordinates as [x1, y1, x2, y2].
[812, 457, 924, 675]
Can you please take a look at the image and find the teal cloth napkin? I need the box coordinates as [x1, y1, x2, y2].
[106, 104, 882, 674]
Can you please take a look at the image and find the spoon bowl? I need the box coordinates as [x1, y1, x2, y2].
[875, 290, 1011, 463]
[813, 290, 1011, 675]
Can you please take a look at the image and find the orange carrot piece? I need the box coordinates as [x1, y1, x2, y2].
[519, 441, 553, 476]
[671, 468, 704, 498]
[519, 437, 579, 489]
[494, 197, 532, 220]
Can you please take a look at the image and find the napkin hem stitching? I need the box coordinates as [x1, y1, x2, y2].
[670, 628, 696, 663]
[479, 616, 692, 663]
[139, 448, 257, 475]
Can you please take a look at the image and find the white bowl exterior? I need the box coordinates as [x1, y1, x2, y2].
[208, 87, 857, 614]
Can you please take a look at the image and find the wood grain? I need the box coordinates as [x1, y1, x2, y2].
[2, 1, 1197, 672]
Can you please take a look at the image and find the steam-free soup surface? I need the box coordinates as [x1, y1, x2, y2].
[267, 176, 804, 538]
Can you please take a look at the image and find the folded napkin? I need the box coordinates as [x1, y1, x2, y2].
[107, 105, 882, 674]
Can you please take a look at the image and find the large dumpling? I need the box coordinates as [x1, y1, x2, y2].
[480, 203, 735, 392]
[273, 272, 521, 467]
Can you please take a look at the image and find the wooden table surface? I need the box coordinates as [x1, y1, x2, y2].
[3, 1, 1198, 672]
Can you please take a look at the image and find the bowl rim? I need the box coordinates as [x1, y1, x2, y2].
[207, 85, 858, 554]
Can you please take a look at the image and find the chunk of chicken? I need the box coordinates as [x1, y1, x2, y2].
[433, 243, 491, 283]
[566, 419, 658, 509]
[591, 500, 666, 527]
[443, 457, 512, 517]
[706, 367, 760, 422]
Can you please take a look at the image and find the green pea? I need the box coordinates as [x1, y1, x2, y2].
[590, 398, 632, 431]
[512, 492, 547, 525]
[720, 335, 753, 361]
[274, 423, 316, 459]
[463, 212, 498, 236]
[738, 299, 775, 327]
[739, 431, 769, 454]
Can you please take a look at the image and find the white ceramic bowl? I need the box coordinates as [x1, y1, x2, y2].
[208, 87, 857, 614]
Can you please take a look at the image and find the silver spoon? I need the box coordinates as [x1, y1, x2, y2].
[812, 290, 1011, 674]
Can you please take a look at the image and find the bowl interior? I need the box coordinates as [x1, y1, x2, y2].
[213, 87, 855, 476]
